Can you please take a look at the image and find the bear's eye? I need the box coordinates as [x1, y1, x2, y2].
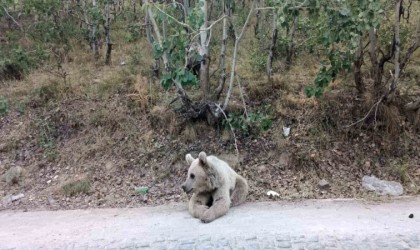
[190, 174, 195, 179]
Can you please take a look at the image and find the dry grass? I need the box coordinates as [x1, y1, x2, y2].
[149, 105, 179, 135]
[180, 124, 197, 143]
[127, 75, 149, 112]
[2, 166, 24, 185]
[61, 178, 91, 197]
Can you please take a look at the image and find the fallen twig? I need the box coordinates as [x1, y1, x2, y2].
[345, 95, 384, 128]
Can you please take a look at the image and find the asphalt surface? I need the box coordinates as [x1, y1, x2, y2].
[0, 197, 419, 249]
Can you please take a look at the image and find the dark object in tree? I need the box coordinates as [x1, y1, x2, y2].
[186, 58, 201, 77]
[409, 214, 414, 219]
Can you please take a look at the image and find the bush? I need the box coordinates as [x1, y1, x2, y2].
[0, 96, 9, 116]
[0, 45, 49, 80]
[125, 23, 142, 42]
[224, 110, 272, 136]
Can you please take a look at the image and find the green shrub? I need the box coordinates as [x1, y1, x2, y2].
[224, 109, 272, 136]
[0, 96, 9, 116]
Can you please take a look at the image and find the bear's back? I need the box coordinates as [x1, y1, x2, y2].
[207, 155, 237, 189]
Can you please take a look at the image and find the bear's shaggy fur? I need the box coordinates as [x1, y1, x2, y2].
[181, 151, 249, 223]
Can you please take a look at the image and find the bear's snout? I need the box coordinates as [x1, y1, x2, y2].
[181, 184, 193, 194]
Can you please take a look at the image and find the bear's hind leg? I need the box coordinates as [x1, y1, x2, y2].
[231, 175, 249, 207]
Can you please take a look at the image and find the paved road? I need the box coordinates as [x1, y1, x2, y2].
[0, 198, 419, 249]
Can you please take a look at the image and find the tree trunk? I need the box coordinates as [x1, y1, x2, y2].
[88, 0, 99, 61]
[113, 0, 117, 19]
[215, 2, 230, 100]
[388, 0, 402, 100]
[285, 15, 298, 69]
[254, 0, 261, 39]
[146, 0, 192, 108]
[120, 0, 125, 18]
[367, 27, 389, 95]
[368, 28, 380, 87]
[131, 0, 137, 20]
[144, 1, 159, 77]
[183, 0, 191, 38]
[267, 10, 277, 81]
[199, 0, 210, 100]
[105, 0, 112, 65]
[353, 35, 365, 94]
[400, 3, 420, 73]
[145, 7, 153, 46]
[147, 6, 169, 71]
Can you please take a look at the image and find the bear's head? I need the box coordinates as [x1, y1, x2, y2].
[181, 151, 215, 194]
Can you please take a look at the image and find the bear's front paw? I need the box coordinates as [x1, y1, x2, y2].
[200, 211, 214, 223]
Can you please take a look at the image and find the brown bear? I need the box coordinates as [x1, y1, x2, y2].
[181, 151, 249, 223]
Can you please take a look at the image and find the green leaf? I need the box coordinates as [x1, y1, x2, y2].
[339, 7, 350, 16]
[135, 186, 149, 194]
[160, 73, 173, 90]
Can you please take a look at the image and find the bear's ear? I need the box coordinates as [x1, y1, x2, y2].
[185, 154, 195, 165]
[198, 151, 207, 165]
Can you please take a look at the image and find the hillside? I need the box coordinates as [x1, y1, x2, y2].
[1, 0, 419, 211]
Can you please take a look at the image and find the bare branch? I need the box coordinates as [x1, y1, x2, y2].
[223, 0, 256, 110]
[345, 95, 384, 128]
[1, 6, 23, 32]
[190, 14, 227, 42]
[405, 97, 420, 111]
[215, 104, 239, 157]
[236, 76, 248, 119]
[150, 2, 192, 30]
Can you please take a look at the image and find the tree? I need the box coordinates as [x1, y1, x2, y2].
[143, 0, 257, 123]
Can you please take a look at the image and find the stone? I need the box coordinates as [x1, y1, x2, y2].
[318, 179, 330, 189]
[362, 175, 403, 196]
[2, 195, 13, 207]
[48, 196, 56, 205]
[2, 193, 24, 207]
[11, 193, 24, 201]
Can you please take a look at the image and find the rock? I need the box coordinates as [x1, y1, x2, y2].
[257, 165, 267, 173]
[48, 197, 56, 205]
[318, 179, 330, 189]
[2, 193, 24, 207]
[11, 193, 24, 201]
[362, 175, 403, 196]
[278, 153, 290, 167]
[105, 161, 114, 171]
[2, 195, 13, 207]
[267, 190, 280, 198]
[3, 166, 23, 185]
[282, 126, 290, 136]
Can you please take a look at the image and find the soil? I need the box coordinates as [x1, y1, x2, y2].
[1, 81, 419, 212]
